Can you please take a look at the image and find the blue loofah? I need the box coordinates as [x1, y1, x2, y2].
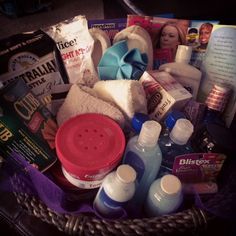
[98, 40, 148, 81]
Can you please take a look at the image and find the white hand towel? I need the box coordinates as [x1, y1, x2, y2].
[93, 79, 147, 120]
[113, 25, 153, 70]
[56, 84, 125, 127]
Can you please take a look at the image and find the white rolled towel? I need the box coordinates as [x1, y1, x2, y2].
[56, 84, 125, 127]
[113, 25, 153, 70]
[93, 79, 147, 120]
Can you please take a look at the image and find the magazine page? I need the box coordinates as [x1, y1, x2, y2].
[198, 24, 236, 127]
[186, 20, 219, 69]
[127, 15, 190, 69]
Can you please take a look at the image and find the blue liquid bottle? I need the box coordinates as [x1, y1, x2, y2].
[161, 110, 186, 137]
[93, 164, 136, 219]
[145, 174, 183, 217]
[122, 120, 162, 208]
[159, 118, 194, 175]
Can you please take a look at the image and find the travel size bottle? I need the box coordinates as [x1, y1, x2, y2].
[122, 120, 162, 207]
[158, 118, 194, 176]
[159, 45, 202, 99]
[93, 164, 136, 219]
[145, 174, 183, 217]
[161, 110, 186, 137]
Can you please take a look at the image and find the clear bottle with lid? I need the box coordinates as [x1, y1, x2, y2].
[159, 45, 202, 99]
[93, 164, 136, 219]
[132, 112, 150, 134]
[161, 110, 186, 137]
[158, 118, 194, 176]
[145, 174, 183, 217]
[122, 120, 162, 207]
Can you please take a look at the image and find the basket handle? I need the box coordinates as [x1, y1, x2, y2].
[15, 191, 210, 236]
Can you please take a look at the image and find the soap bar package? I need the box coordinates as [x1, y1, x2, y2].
[140, 71, 192, 121]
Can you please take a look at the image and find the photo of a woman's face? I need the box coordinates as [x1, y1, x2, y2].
[199, 27, 212, 45]
[160, 25, 180, 49]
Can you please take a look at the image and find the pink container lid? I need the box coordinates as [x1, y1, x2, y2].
[55, 114, 125, 180]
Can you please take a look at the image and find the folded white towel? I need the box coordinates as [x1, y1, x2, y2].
[113, 25, 153, 70]
[93, 79, 147, 120]
[56, 84, 125, 127]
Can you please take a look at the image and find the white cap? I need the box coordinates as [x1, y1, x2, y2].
[169, 118, 194, 145]
[175, 45, 192, 64]
[160, 174, 182, 197]
[138, 120, 162, 148]
[116, 164, 137, 184]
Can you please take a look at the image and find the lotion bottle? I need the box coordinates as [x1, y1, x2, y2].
[122, 120, 162, 207]
[145, 174, 183, 217]
[159, 45, 202, 99]
[93, 164, 136, 219]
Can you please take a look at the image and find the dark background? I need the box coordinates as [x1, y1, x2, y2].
[0, 0, 236, 235]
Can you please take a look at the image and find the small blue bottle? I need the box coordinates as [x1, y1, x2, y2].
[161, 110, 186, 137]
[145, 174, 183, 217]
[132, 112, 150, 134]
[122, 120, 162, 207]
[159, 118, 194, 175]
[93, 164, 136, 219]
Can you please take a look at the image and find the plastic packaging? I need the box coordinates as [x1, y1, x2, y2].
[159, 45, 202, 99]
[145, 174, 183, 217]
[122, 120, 162, 207]
[93, 164, 136, 218]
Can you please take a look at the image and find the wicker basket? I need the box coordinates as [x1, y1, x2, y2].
[10, 156, 236, 236]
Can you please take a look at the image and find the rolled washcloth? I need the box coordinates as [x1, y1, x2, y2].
[93, 79, 147, 120]
[56, 84, 125, 127]
[113, 25, 153, 70]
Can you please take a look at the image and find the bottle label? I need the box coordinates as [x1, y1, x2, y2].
[94, 188, 126, 218]
[123, 151, 145, 183]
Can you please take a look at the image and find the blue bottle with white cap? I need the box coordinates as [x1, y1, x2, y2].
[145, 174, 183, 217]
[161, 110, 186, 137]
[93, 164, 136, 219]
[122, 120, 162, 208]
[158, 118, 194, 176]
